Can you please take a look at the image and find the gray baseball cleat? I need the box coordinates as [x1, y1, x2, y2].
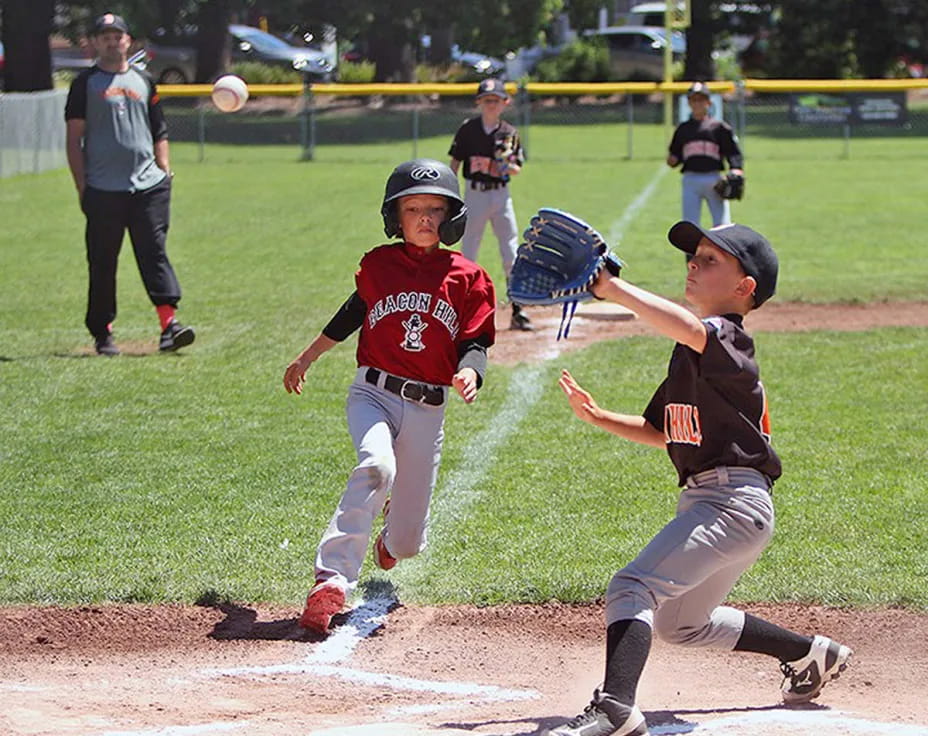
[544, 689, 649, 736]
[780, 635, 853, 704]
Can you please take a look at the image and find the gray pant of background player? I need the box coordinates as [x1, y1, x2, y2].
[460, 185, 519, 277]
[682, 171, 731, 226]
[606, 467, 774, 648]
[314, 367, 448, 590]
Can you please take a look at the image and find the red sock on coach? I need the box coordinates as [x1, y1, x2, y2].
[156, 305, 176, 331]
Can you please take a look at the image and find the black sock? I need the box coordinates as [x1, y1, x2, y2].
[603, 618, 652, 705]
[734, 613, 813, 662]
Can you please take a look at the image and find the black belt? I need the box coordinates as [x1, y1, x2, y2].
[469, 180, 506, 191]
[365, 368, 444, 406]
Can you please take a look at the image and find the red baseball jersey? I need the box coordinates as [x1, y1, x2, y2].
[355, 243, 496, 385]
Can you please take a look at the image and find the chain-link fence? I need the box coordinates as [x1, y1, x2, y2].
[158, 83, 928, 164]
[4, 82, 928, 178]
[0, 89, 68, 178]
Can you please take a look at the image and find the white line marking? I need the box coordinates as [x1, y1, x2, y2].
[607, 165, 669, 247]
[650, 709, 928, 735]
[207, 662, 537, 700]
[306, 593, 394, 663]
[101, 722, 251, 736]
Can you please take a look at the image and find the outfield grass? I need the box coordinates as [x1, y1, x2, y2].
[1, 133, 926, 609]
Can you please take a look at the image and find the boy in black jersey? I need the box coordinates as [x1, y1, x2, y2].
[667, 81, 743, 227]
[449, 78, 532, 331]
[547, 222, 852, 736]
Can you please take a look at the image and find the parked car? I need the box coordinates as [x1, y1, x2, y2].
[451, 44, 505, 78]
[0, 40, 95, 81]
[143, 24, 334, 83]
[583, 25, 685, 81]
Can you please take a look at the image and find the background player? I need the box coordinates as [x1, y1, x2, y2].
[283, 158, 496, 634]
[65, 13, 194, 356]
[449, 78, 532, 331]
[666, 81, 744, 227]
[548, 222, 851, 736]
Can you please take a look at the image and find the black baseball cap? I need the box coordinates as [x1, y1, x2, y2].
[687, 81, 711, 98]
[476, 78, 509, 100]
[668, 221, 779, 307]
[92, 13, 130, 35]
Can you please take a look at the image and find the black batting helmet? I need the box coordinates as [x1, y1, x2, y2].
[381, 158, 467, 245]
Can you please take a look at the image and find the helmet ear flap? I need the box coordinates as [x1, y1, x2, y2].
[382, 201, 400, 239]
[439, 203, 467, 245]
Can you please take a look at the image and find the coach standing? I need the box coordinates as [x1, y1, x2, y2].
[666, 81, 744, 227]
[66, 13, 194, 356]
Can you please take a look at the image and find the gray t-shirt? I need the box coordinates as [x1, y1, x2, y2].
[65, 65, 168, 192]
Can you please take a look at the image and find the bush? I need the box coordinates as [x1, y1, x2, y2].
[533, 38, 610, 82]
[337, 60, 376, 84]
[229, 61, 302, 85]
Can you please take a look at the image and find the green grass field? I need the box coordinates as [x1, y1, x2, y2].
[1, 125, 926, 610]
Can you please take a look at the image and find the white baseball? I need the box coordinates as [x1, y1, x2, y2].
[211, 75, 249, 113]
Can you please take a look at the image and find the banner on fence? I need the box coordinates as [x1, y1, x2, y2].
[788, 92, 907, 126]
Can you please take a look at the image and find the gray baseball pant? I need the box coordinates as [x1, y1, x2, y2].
[605, 466, 774, 650]
[682, 171, 731, 226]
[314, 367, 447, 590]
[460, 186, 519, 277]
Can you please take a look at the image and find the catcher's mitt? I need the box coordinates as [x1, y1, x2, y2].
[714, 172, 745, 200]
[508, 208, 624, 339]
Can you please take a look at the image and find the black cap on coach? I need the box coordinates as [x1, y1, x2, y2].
[668, 221, 779, 308]
[92, 13, 130, 35]
[687, 81, 711, 98]
[476, 78, 509, 100]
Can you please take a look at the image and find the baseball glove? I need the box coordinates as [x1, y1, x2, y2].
[508, 209, 623, 338]
[508, 208, 623, 306]
[714, 172, 745, 200]
[494, 132, 518, 181]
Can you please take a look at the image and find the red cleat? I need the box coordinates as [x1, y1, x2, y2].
[374, 531, 397, 570]
[298, 580, 346, 633]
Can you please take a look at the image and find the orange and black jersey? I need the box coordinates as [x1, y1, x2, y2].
[643, 314, 780, 486]
[668, 116, 743, 173]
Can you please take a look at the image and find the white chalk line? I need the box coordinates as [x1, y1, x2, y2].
[101, 723, 250, 736]
[651, 708, 928, 735]
[608, 164, 670, 248]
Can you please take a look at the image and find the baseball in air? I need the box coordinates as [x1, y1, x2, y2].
[211, 75, 249, 113]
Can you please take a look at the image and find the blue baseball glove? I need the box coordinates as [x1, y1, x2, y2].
[508, 208, 623, 307]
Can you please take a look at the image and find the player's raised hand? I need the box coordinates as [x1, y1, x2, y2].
[558, 369, 601, 423]
[452, 368, 478, 403]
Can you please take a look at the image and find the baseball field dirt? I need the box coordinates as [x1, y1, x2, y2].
[4, 300, 928, 736]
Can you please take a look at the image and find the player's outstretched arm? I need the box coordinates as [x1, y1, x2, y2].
[558, 370, 665, 448]
[283, 334, 337, 395]
[591, 271, 707, 353]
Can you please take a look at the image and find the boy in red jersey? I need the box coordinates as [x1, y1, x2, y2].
[283, 159, 496, 634]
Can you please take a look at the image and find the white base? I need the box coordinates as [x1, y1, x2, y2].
[576, 302, 637, 321]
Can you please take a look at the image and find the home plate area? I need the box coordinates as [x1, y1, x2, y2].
[2, 597, 927, 735]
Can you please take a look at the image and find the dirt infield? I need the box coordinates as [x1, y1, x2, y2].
[2, 601, 928, 735]
[490, 299, 928, 366]
[3, 300, 928, 736]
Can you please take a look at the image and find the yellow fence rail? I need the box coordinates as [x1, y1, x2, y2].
[159, 79, 928, 98]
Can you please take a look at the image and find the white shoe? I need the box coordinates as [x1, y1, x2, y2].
[780, 635, 853, 704]
[544, 689, 649, 736]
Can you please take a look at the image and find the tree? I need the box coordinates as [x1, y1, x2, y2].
[684, 0, 715, 81]
[194, 0, 233, 82]
[2, 0, 54, 91]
